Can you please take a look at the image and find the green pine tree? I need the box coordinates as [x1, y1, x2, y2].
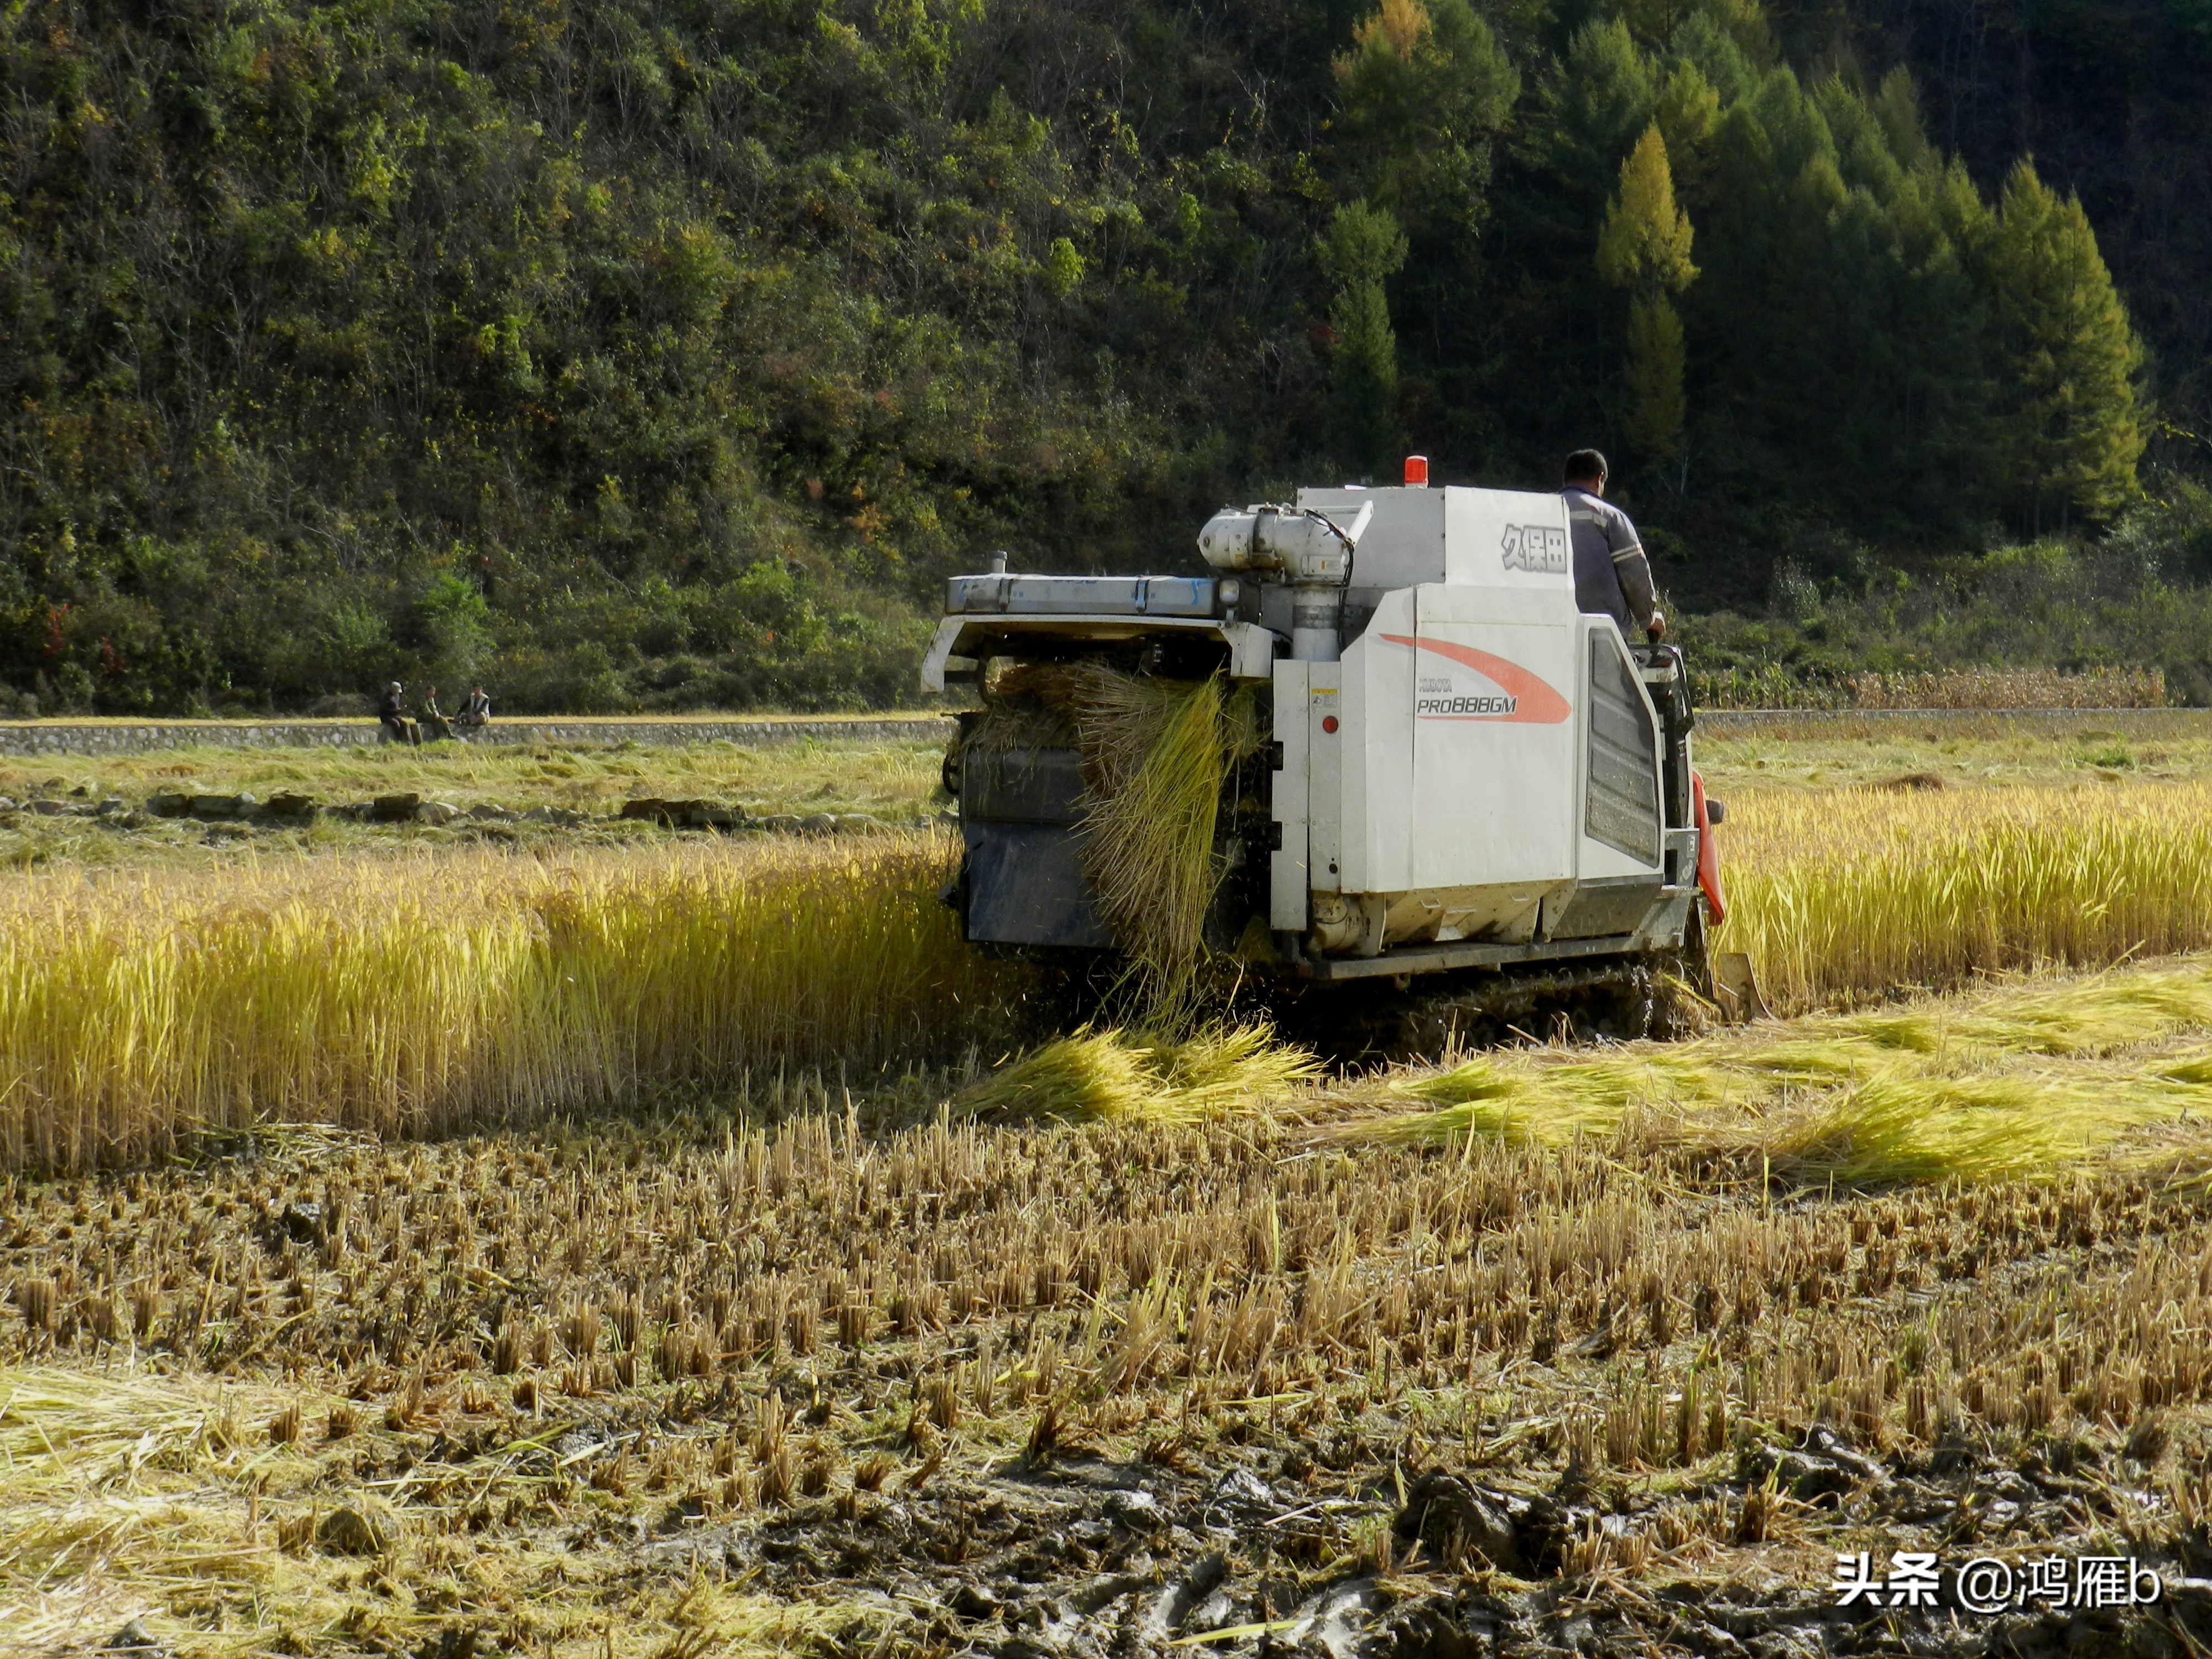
[1332, 0, 1518, 238]
[1979, 159, 2146, 525]
[1654, 62, 1722, 210]
[1624, 296, 1688, 464]
[1318, 201, 1412, 471]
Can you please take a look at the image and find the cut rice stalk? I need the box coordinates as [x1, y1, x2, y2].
[1067, 671, 1232, 1006]
[1759, 1074, 2100, 1186]
[954, 1025, 1317, 1124]
[1358, 957, 2212, 1182]
[978, 661, 1253, 1018]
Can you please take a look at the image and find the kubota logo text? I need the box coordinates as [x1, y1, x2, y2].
[1500, 523, 1568, 573]
[1383, 634, 1571, 724]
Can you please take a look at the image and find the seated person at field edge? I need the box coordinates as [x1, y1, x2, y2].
[457, 686, 492, 731]
[378, 681, 420, 747]
[419, 685, 457, 743]
[1561, 448, 1666, 643]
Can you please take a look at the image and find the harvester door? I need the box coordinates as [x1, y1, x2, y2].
[1576, 619, 1665, 877]
[1337, 591, 1414, 896]
[1401, 583, 1579, 897]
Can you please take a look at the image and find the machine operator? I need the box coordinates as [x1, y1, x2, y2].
[1562, 448, 1665, 642]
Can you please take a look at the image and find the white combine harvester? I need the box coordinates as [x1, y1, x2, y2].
[921, 459, 1728, 1047]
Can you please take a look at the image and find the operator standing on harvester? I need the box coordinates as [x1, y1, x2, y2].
[1563, 448, 1666, 644]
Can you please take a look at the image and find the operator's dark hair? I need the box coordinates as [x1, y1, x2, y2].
[1563, 448, 1609, 486]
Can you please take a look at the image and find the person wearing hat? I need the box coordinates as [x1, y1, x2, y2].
[378, 681, 420, 747]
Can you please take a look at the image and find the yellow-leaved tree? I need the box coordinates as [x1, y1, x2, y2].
[1595, 124, 1698, 466]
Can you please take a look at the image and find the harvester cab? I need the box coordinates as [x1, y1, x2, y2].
[921, 462, 1725, 1042]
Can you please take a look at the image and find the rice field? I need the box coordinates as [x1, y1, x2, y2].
[6, 712, 2212, 879]
[8, 959, 2212, 1655]
[1722, 779, 2212, 1009]
[0, 836, 1016, 1173]
[12, 729, 2212, 1656]
[8, 776, 2212, 1172]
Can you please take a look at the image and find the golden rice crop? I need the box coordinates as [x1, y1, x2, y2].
[0, 832, 1013, 1172]
[7, 770, 2212, 1174]
[1718, 780, 2212, 1011]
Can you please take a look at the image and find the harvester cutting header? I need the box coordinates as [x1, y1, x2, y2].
[922, 456, 1727, 1044]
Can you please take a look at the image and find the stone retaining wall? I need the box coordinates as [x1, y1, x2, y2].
[0, 716, 958, 759]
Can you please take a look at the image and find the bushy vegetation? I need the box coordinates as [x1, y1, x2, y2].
[1681, 483, 2212, 705]
[0, 0, 2198, 713]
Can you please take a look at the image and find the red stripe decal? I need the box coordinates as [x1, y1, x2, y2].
[1381, 634, 1572, 724]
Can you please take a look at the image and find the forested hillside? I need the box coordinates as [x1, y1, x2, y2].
[0, 0, 2204, 713]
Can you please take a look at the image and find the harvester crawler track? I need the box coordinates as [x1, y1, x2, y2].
[1275, 953, 1698, 1066]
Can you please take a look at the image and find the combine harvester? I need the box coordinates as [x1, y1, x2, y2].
[922, 459, 1739, 1051]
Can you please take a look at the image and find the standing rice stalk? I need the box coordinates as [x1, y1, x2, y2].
[1720, 781, 2212, 1011]
[0, 833, 1014, 1173]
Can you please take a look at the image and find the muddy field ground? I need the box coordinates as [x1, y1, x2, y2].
[7, 724, 2212, 1657]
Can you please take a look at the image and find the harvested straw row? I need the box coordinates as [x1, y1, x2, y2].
[0, 1361, 864, 1658]
[0, 835, 1013, 1172]
[953, 1025, 1320, 1124]
[1359, 960, 2212, 1184]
